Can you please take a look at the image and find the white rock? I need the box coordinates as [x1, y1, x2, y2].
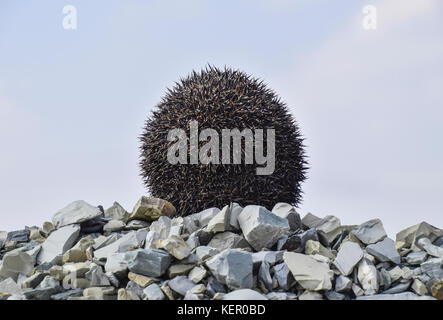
[206, 205, 231, 233]
[52, 200, 102, 229]
[238, 205, 289, 251]
[357, 258, 379, 295]
[104, 252, 128, 278]
[283, 252, 333, 291]
[366, 237, 401, 264]
[417, 237, 443, 258]
[37, 224, 80, 264]
[229, 203, 243, 230]
[0, 250, 34, 280]
[333, 241, 363, 276]
[271, 203, 301, 231]
[188, 266, 207, 284]
[94, 229, 147, 260]
[222, 289, 268, 300]
[206, 249, 253, 290]
[0, 278, 23, 295]
[104, 202, 129, 222]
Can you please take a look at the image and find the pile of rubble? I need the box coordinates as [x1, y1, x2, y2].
[0, 197, 442, 300]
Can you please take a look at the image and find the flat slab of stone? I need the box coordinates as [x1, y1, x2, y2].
[52, 200, 102, 229]
[352, 219, 387, 245]
[366, 237, 401, 264]
[37, 224, 80, 264]
[125, 249, 172, 278]
[283, 252, 333, 291]
[333, 241, 363, 275]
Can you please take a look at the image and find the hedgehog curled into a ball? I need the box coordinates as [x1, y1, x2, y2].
[140, 66, 307, 216]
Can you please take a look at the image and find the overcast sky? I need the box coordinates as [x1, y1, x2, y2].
[1, 0, 442, 237]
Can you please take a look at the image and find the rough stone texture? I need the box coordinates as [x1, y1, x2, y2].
[352, 219, 387, 245]
[207, 232, 250, 251]
[142, 283, 165, 300]
[129, 196, 176, 222]
[104, 202, 129, 222]
[125, 249, 172, 278]
[0, 251, 34, 280]
[206, 249, 253, 290]
[271, 203, 302, 231]
[168, 276, 195, 296]
[156, 235, 192, 260]
[283, 252, 333, 291]
[333, 241, 363, 276]
[206, 205, 231, 233]
[357, 258, 379, 295]
[278, 228, 318, 253]
[238, 205, 289, 251]
[37, 224, 80, 264]
[366, 237, 401, 264]
[52, 200, 102, 229]
[396, 222, 443, 249]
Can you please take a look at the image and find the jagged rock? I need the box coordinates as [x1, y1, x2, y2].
[352, 219, 387, 245]
[52, 200, 102, 229]
[356, 292, 436, 300]
[272, 262, 294, 291]
[357, 258, 379, 295]
[207, 232, 250, 251]
[168, 264, 194, 278]
[417, 237, 443, 258]
[428, 278, 443, 300]
[299, 290, 323, 300]
[126, 220, 150, 230]
[283, 252, 333, 291]
[0, 231, 7, 248]
[37, 224, 80, 264]
[335, 275, 353, 293]
[183, 208, 220, 234]
[94, 229, 147, 260]
[127, 272, 158, 287]
[142, 283, 165, 300]
[352, 284, 364, 297]
[156, 235, 192, 260]
[188, 266, 207, 284]
[0, 278, 22, 295]
[125, 249, 172, 278]
[420, 257, 443, 279]
[21, 272, 48, 289]
[382, 281, 410, 294]
[206, 249, 253, 290]
[333, 241, 363, 276]
[104, 253, 128, 278]
[305, 240, 335, 259]
[83, 286, 116, 297]
[228, 203, 242, 230]
[271, 203, 302, 231]
[396, 222, 443, 249]
[85, 265, 111, 286]
[252, 251, 284, 271]
[128, 196, 176, 222]
[411, 279, 428, 296]
[206, 205, 231, 233]
[434, 236, 443, 247]
[5, 229, 30, 244]
[278, 228, 318, 253]
[258, 261, 273, 291]
[118, 288, 140, 300]
[195, 246, 219, 263]
[51, 288, 83, 300]
[313, 215, 342, 246]
[168, 276, 195, 296]
[405, 251, 428, 265]
[366, 237, 401, 264]
[104, 202, 129, 222]
[222, 289, 267, 300]
[238, 205, 289, 251]
[0, 251, 34, 280]
[103, 220, 126, 233]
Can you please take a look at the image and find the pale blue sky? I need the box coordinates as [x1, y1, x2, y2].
[1, 0, 442, 236]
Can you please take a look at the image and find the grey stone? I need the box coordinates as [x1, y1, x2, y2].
[357, 258, 379, 295]
[411, 279, 428, 296]
[278, 228, 318, 253]
[352, 284, 364, 297]
[184, 208, 220, 234]
[168, 275, 195, 296]
[125, 220, 150, 230]
[333, 241, 363, 276]
[125, 248, 172, 277]
[271, 203, 302, 231]
[379, 268, 392, 290]
[142, 283, 165, 300]
[206, 249, 253, 290]
[156, 235, 192, 260]
[0, 250, 34, 280]
[356, 292, 436, 300]
[352, 219, 387, 245]
[207, 232, 250, 251]
[104, 252, 128, 278]
[283, 252, 333, 291]
[325, 291, 346, 300]
[0, 278, 22, 295]
[405, 251, 428, 265]
[195, 246, 219, 263]
[299, 290, 323, 300]
[305, 240, 335, 260]
[52, 200, 102, 229]
[417, 237, 443, 258]
[0, 231, 7, 248]
[37, 275, 61, 290]
[103, 220, 126, 233]
[366, 237, 401, 264]
[206, 276, 226, 297]
[229, 202, 243, 230]
[238, 205, 289, 251]
[335, 275, 352, 293]
[266, 292, 297, 300]
[314, 215, 342, 246]
[85, 265, 111, 286]
[301, 212, 323, 229]
[185, 232, 200, 250]
[396, 222, 443, 249]
[5, 229, 30, 243]
[21, 272, 48, 289]
[23, 286, 61, 300]
[37, 224, 80, 264]
[104, 202, 129, 222]
[272, 262, 294, 291]
[222, 289, 268, 300]
[420, 257, 443, 279]
[252, 251, 284, 270]
[188, 266, 207, 284]
[382, 281, 410, 294]
[51, 288, 83, 300]
[94, 229, 147, 260]
[258, 261, 273, 291]
[434, 236, 443, 247]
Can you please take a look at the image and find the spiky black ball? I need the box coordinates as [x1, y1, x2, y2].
[140, 66, 307, 216]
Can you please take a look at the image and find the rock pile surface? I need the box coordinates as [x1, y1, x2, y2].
[1, 197, 442, 300]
